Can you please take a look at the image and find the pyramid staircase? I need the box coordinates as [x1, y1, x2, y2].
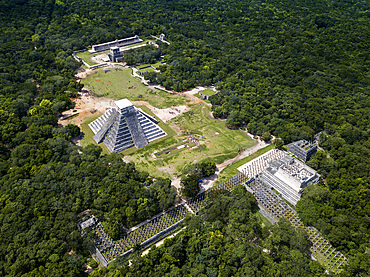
[88, 100, 167, 153]
[92, 109, 118, 144]
[125, 111, 148, 149]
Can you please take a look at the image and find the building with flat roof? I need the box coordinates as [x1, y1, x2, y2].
[287, 139, 317, 162]
[108, 46, 123, 62]
[88, 99, 166, 153]
[260, 155, 320, 205]
[237, 149, 320, 205]
[89, 35, 142, 53]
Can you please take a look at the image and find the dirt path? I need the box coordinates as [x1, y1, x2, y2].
[58, 93, 113, 127]
[198, 139, 269, 192]
[217, 139, 268, 172]
[171, 138, 270, 193]
[75, 68, 94, 79]
[131, 67, 212, 107]
[141, 227, 186, 257]
[132, 100, 189, 122]
[65, 65, 211, 128]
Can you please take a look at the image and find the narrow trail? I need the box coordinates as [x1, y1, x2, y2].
[217, 138, 268, 172]
[131, 67, 212, 107]
[173, 138, 270, 193]
[73, 65, 269, 192]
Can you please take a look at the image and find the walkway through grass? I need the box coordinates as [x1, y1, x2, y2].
[81, 67, 188, 109]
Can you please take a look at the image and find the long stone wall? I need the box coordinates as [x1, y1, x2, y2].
[90, 36, 142, 53]
[72, 50, 109, 70]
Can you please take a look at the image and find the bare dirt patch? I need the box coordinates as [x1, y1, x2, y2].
[132, 100, 188, 122]
[58, 92, 113, 127]
[91, 53, 109, 64]
[75, 68, 94, 79]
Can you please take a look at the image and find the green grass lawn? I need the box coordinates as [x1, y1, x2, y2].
[215, 144, 274, 185]
[136, 63, 152, 70]
[124, 104, 256, 179]
[76, 50, 110, 66]
[79, 105, 177, 159]
[151, 62, 163, 69]
[200, 89, 216, 96]
[136, 62, 163, 70]
[256, 211, 273, 228]
[81, 67, 188, 108]
[80, 114, 110, 155]
[140, 67, 156, 73]
[194, 92, 211, 103]
[120, 41, 148, 51]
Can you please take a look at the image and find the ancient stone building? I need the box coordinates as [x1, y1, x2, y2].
[89, 99, 166, 153]
[287, 139, 317, 162]
[90, 35, 142, 53]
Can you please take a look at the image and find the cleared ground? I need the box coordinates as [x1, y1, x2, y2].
[76, 66, 256, 181]
[80, 114, 111, 155]
[123, 104, 256, 179]
[136, 61, 162, 70]
[78, 102, 256, 180]
[200, 89, 216, 96]
[81, 67, 188, 109]
[215, 144, 274, 185]
[76, 50, 109, 66]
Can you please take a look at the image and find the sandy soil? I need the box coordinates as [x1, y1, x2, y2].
[75, 68, 94, 79]
[183, 85, 217, 95]
[132, 100, 188, 122]
[62, 65, 202, 130]
[171, 139, 270, 193]
[91, 53, 109, 64]
[58, 91, 191, 129]
[58, 93, 113, 127]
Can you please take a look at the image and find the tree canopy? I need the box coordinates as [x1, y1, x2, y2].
[0, 0, 368, 275]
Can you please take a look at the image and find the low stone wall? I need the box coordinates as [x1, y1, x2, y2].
[72, 50, 108, 70]
[92, 245, 109, 267]
[109, 219, 184, 263]
[140, 219, 184, 249]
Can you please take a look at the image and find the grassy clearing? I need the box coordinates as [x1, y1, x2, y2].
[151, 62, 163, 69]
[200, 89, 216, 96]
[79, 105, 177, 159]
[136, 64, 152, 69]
[76, 50, 109, 66]
[81, 67, 188, 108]
[215, 144, 274, 185]
[136, 62, 162, 70]
[125, 104, 256, 179]
[194, 92, 211, 103]
[80, 114, 110, 155]
[120, 41, 148, 50]
[139, 67, 156, 73]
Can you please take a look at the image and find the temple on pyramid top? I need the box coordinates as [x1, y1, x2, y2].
[88, 99, 166, 153]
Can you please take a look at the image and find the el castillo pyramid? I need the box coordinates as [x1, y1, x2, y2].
[88, 99, 166, 153]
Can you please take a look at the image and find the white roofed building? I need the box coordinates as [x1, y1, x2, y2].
[237, 149, 320, 205]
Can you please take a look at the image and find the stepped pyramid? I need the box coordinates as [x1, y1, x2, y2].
[88, 99, 166, 153]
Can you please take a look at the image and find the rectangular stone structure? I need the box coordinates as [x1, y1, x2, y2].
[90, 35, 142, 53]
[88, 99, 166, 153]
[287, 139, 317, 162]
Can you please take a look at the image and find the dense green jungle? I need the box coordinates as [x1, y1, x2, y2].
[0, 0, 368, 276]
